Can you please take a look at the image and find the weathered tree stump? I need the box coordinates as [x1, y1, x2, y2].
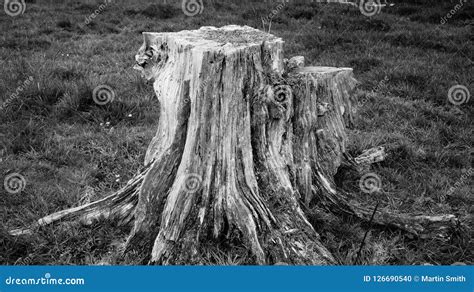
[10, 26, 459, 265]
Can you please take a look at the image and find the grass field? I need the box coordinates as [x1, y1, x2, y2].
[0, 0, 472, 265]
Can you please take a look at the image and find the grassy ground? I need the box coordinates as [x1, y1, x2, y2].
[0, 0, 472, 265]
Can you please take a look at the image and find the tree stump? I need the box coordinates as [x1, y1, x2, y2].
[10, 25, 459, 265]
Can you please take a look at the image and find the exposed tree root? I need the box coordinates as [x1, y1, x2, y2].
[9, 165, 149, 236]
[313, 170, 459, 240]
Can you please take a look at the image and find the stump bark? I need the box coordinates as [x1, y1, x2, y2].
[10, 25, 459, 265]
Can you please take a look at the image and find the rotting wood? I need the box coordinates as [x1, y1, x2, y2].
[9, 25, 460, 264]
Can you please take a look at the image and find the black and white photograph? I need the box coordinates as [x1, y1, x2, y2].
[0, 0, 472, 273]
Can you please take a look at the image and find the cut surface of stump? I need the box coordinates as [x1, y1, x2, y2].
[9, 25, 460, 265]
